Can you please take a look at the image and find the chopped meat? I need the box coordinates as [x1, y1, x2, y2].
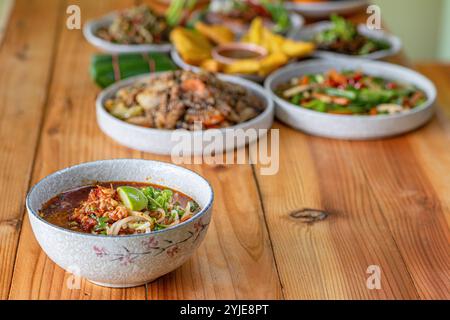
[105, 71, 264, 130]
[69, 186, 129, 232]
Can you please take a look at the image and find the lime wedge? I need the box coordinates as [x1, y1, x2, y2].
[117, 186, 148, 211]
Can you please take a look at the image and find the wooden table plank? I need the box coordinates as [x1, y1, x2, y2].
[413, 65, 450, 225]
[146, 163, 282, 300]
[253, 127, 421, 299]
[252, 61, 450, 299]
[0, 0, 61, 299]
[3, 1, 449, 300]
[345, 132, 449, 299]
[8, 0, 282, 300]
[251, 13, 448, 299]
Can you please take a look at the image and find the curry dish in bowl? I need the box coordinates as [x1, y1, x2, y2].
[26, 159, 214, 287]
[40, 182, 200, 236]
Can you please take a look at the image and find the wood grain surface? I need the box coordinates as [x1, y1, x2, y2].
[0, 0, 448, 300]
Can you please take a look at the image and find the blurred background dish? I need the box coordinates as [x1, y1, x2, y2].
[170, 17, 315, 82]
[283, 0, 369, 18]
[192, 0, 305, 38]
[83, 6, 173, 53]
[96, 71, 274, 155]
[147, 0, 211, 16]
[265, 59, 436, 140]
[292, 15, 402, 60]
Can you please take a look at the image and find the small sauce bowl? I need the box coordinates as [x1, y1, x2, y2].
[211, 42, 268, 65]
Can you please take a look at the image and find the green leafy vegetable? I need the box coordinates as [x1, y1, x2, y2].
[261, 0, 290, 33]
[166, 0, 198, 27]
[188, 200, 200, 213]
[142, 186, 174, 212]
[90, 215, 109, 232]
[314, 14, 391, 56]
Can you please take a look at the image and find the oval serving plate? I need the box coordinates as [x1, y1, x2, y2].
[284, 0, 369, 18]
[96, 72, 274, 155]
[83, 12, 172, 53]
[264, 59, 436, 140]
[291, 21, 402, 60]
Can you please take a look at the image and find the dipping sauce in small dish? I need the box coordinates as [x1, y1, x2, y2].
[212, 43, 268, 65]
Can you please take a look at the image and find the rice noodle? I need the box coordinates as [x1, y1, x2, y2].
[107, 215, 147, 235]
[130, 210, 155, 224]
[156, 208, 166, 223]
[64, 184, 201, 236]
[134, 222, 151, 231]
[185, 201, 191, 214]
[164, 210, 179, 227]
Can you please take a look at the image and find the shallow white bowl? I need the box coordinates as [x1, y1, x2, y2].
[26, 159, 213, 288]
[83, 12, 172, 53]
[96, 72, 274, 155]
[291, 21, 402, 60]
[264, 59, 436, 140]
[284, 0, 369, 18]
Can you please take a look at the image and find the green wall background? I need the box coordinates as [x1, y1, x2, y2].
[373, 0, 450, 61]
[439, 0, 450, 60]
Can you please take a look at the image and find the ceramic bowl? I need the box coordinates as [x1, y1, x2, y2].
[96, 72, 274, 155]
[83, 13, 172, 53]
[284, 0, 369, 18]
[264, 59, 436, 140]
[26, 159, 214, 288]
[211, 43, 268, 65]
[291, 21, 402, 60]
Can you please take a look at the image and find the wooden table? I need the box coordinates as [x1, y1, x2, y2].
[0, 0, 449, 300]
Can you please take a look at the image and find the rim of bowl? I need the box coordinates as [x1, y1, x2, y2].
[293, 21, 402, 60]
[26, 159, 214, 239]
[286, 13, 305, 38]
[96, 71, 274, 135]
[284, 0, 369, 11]
[264, 59, 437, 121]
[170, 49, 266, 83]
[83, 13, 172, 52]
[211, 43, 268, 65]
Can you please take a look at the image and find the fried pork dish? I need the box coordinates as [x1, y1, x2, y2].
[314, 15, 390, 56]
[104, 71, 265, 130]
[96, 5, 170, 45]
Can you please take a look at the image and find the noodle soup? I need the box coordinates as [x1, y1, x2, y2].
[39, 181, 200, 236]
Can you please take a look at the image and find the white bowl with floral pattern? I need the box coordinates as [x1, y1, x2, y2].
[26, 159, 214, 288]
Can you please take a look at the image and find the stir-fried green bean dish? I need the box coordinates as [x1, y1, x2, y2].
[276, 69, 427, 115]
